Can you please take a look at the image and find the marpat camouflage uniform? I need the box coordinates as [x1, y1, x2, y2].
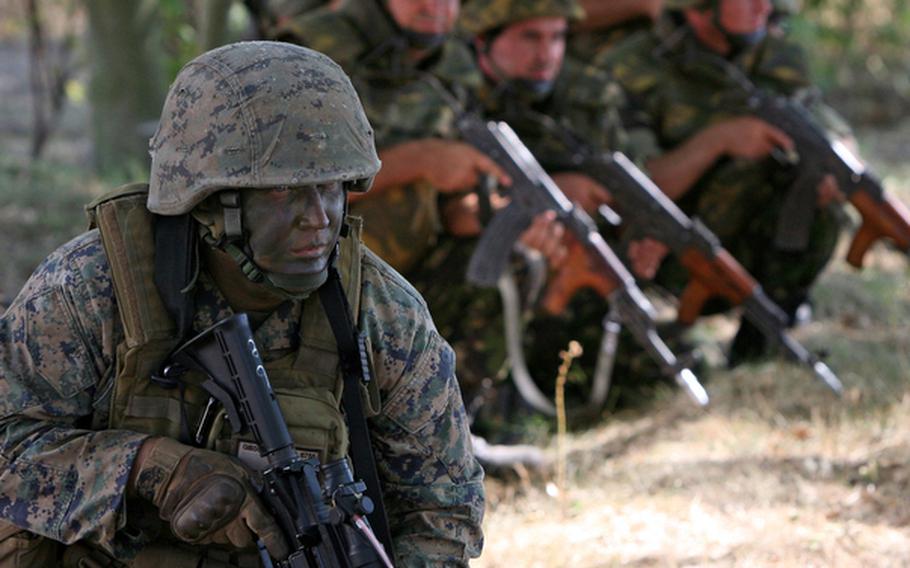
[0, 226, 483, 566]
[598, 25, 847, 315]
[0, 41, 483, 568]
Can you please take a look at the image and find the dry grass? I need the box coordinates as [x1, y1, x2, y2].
[479, 373, 910, 567]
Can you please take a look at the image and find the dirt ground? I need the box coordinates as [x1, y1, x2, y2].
[479, 389, 910, 566]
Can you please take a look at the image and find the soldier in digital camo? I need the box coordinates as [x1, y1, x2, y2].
[0, 42, 484, 567]
[597, 0, 849, 363]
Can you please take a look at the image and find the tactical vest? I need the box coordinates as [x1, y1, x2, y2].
[75, 184, 380, 567]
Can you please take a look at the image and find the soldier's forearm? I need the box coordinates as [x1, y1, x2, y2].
[0, 416, 149, 547]
[383, 473, 485, 566]
[358, 139, 442, 200]
[646, 127, 728, 200]
[574, 0, 663, 31]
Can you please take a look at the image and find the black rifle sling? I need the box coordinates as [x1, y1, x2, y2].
[153, 213, 198, 342]
[319, 267, 395, 557]
[153, 214, 198, 444]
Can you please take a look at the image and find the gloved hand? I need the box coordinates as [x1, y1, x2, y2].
[128, 437, 289, 559]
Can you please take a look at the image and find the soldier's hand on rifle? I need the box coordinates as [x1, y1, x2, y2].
[710, 116, 794, 160]
[520, 210, 568, 269]
[128, 437, 289, 559]
[423, 140, 512, 193]
[816, 173, 845, 207]
[551, 172, 613, 214]
[627, 237, 669, 280]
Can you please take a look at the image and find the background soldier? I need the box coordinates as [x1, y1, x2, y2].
[0, 41, 483, 567]
[598, 0, 848, 363]
[455, 0, 675, 423]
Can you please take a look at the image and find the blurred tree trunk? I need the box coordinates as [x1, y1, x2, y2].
[26, 0, 78, 160]
[85, 0, 165, 177]
[197, 0, 233, 50]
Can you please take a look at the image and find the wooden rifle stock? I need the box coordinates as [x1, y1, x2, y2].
[677, 249, 760, 325]
[846, 190, 910, 268]
[541, 234, 621, 315]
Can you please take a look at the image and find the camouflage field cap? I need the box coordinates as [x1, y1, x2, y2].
[148, 41, 381, 216]
[459, 0, 585, 37]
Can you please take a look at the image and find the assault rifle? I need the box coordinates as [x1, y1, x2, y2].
[705, 53, 910, 266]
[541, 134, 843, 395]
[762, 93, 910, 266]
[458, 115, 709, 408]
[171, 313, 394, 568]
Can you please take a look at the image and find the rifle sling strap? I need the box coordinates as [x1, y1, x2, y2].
[153, 213, 198, 343]
[152, 214, 199, 445]
[319, 266, 395, 558]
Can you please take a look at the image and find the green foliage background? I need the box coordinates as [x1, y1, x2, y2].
[791, 0, 910, 122]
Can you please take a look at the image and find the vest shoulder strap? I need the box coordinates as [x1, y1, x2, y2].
[88, 183, 178, 349]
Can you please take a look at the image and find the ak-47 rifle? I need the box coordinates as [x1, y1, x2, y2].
[703, 53, 910, 266]
[536, 125, 843, 395]
[457, 115, 709, 409]
[170, 313, 394, 568]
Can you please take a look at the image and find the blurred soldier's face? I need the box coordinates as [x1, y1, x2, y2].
[386, 0, 460, 35]
[716, 0, 771, 34]
[242, 182, 345, 275]
[482, 17, 568, 83]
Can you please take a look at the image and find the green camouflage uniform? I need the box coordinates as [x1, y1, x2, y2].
[598, 25, 847, 317]
[0, 41, 483, 567]
[570, 17, 657, 63]
[469, 54, 672, 418]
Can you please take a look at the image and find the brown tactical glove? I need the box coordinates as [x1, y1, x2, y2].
[128, 437, 289, 559]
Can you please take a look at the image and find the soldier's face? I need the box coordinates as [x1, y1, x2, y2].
[242, 182, 345, 275]
[386, 0, 460, 35]
[484, 17, 567, 83]
[717, 0, 771, 34]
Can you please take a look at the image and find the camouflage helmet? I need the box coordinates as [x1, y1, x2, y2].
[148, 41, 381, 216]
[459, 0, 585, 37]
